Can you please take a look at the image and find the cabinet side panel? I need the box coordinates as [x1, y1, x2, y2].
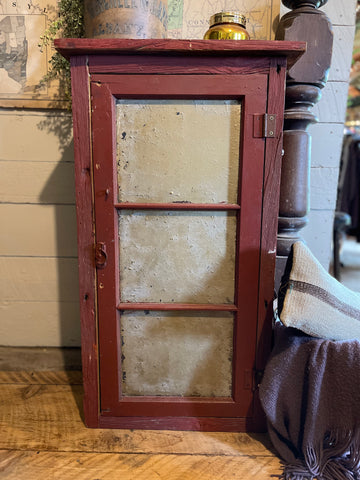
[70, 55, 99, 427]
[253, 58, 287, 431]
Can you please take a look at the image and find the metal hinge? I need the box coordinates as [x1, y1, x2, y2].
[253, 113, 277, 138]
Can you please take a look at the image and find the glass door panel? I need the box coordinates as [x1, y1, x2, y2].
[118, 210, 236, 304]
[116, 100, 241, 204]
[120, 311, 234, 397]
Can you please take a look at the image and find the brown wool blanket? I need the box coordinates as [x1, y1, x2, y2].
[259, 323, 360, 480]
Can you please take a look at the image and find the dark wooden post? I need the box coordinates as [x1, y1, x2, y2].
[275, 0, 333, 282]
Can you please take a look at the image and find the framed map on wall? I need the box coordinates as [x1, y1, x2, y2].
[0, 0, 279, 109]
[0, 0, 66, 108]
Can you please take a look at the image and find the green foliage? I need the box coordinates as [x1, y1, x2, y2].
[39, 0, 84, 108]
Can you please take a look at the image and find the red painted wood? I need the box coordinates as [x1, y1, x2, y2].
[70, 56, 99, 428]
[117, 303, 237, 311]
[93, 73, 268, 99]
[91, 81, 122, 411]
[101, 388, 241, 418]
[88, 54, 273, 76]
[55, 38, 306, 67]
[99, 415, 259, 432]
[93, 73, 267, 418]
[231, 76, 267, 408]
[102, 399, 243, 418]
[56, 40, 299, 431]
[115, 203, 240, 210]
[252, 58, 289, 431]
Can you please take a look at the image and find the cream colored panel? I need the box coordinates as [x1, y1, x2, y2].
[0, 111, 73, 162]
[121, 311, 233, 397]
[0, 301, 80, 347]
[0, 204, 77, 257]
[119, 211, 236, 304]
[0, 257, 79, 303]
[116, 100, 241, 204]
[0, 160, 75, 204]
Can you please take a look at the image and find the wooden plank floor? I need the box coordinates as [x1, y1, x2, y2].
[0, 349, 281, 479]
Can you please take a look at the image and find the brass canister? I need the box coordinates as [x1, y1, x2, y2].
[203, 11, 249, 40]
[84, 0, 168, 39]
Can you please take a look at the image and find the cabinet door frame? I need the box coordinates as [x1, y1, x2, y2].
[91, 73, 268, 422]
[68, 49, 289, 431]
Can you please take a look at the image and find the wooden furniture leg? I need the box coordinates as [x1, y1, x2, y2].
[275, 0, 333, 285]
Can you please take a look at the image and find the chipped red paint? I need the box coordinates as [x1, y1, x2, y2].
[56, 39, 305, 431]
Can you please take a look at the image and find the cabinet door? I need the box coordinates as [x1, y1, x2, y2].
[91, 74, 268, 424]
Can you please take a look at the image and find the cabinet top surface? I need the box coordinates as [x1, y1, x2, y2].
[55, 38, 305, 64]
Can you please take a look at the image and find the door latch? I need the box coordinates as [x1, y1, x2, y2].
[95, 242, 107, 268]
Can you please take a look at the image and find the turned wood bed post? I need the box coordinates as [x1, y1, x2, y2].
[275, 0, 333, 282]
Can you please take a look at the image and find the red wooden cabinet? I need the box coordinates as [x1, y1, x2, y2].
[56, 39, 305, 431]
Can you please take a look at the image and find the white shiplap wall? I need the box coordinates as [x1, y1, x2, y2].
[0, 111, 80, 346]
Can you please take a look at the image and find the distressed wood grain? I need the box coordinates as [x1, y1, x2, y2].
[69, 55, 99, 428]
[0, 450, 281, 480]
[55, 38, 305, 67]
[0, 347, 81, 372]
[0, 383, 275, 457]
[0, 368, 281, 478]
[0, 371, 82, 385]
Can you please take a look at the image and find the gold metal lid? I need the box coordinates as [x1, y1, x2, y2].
[209, 11, 247, 28]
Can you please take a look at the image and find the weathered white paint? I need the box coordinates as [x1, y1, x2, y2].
[322, 0, 357, 26]
[309, 123, 344, 168]
[119, 211, 236, 304]
[302, 210, 335, 267]
[312, 81, 348, 123]
[116, 100, 240, 394]
[329, 25, 357, 82]
[121, 311, 233, 396]
[116, 100, 241, 204]
[310, 167, 339, 210]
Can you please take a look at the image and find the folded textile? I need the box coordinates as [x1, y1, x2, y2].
[278, 241, 360, 341]
[259, 323, 360, 480]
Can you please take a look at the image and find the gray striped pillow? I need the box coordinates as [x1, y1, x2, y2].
[278, 241, 360, 341]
